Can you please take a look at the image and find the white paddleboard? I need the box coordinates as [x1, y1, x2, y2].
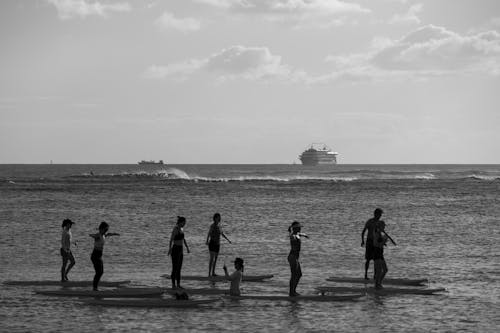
[316, 286, 445, 295]
[4, 280, 130, 287]
[35, 287, 164, 298]
[164, 288, 228, 295]
[326, 276, 428, 286]
[223, 294, 364, 302]
[162, 274, 274, 282]
[83, 298, 218, 307]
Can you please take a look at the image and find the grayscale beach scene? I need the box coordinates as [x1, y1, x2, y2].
[1, 1, 499, 332]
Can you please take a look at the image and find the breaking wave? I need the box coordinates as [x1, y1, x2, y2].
[50, 167, 500, 183]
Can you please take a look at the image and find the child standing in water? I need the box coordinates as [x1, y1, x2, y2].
[168, 216, 190, 289]
[288, 221, 308, 296]
[89, 221, 120, 291]
[60, 219, 76, 281]
[223, 257, 244, 296]
[206, 213, 232, 276]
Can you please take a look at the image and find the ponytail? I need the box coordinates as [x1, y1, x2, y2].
[177, 216, 186, 225]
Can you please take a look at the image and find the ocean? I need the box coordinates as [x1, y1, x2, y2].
[1, 164, 499, 332]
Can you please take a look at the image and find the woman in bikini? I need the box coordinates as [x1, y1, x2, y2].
[89, 221, 119, 291]
[168, 216, 190, 289]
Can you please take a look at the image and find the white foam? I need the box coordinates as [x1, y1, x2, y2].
[468, 174, 500, 181]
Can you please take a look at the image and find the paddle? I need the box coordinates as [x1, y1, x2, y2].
[382, 230, 397, 246]
[222, 221, 232, 244]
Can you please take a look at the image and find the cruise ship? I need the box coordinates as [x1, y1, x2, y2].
[138, 160, 164, 165]
[299, 144, 338, 166]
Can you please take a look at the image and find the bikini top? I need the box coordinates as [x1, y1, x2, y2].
[94, 233, 105, 250]
[289, 233, 301, 255]
[173, 227, 185, 241]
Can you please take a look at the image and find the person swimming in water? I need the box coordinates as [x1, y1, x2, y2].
[89, 221, 120, 291]
[288, 221, 308, 296]
[168, 216, 190, 289]
[60, 219, 76, 281]
[223, 257, 244, 296]
[206, 213, 232, 277]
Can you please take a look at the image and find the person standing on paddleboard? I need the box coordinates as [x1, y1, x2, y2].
[89, 221, 120, 291]
[168, 216, 190, 289]
[223, 257, 244, 296]
[288, 221, 308, 296]
[206, 213, 232, 277]
[60, 219, 76, 282]
[373, 217, 397, 289]
[361, 208, 384, 279]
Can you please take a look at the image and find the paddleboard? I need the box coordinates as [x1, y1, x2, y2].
[164, 288, 228, 295]
[4, 280, 131, 287]
[162, 274, 274, 282]
[326, 277, 428, 286]
[223, 294, 364, 302]
[316, 286, 445, 295]
[83, 298, 218, 308]
[35, 288, 164, 298]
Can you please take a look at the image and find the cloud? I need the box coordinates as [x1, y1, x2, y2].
[144, 60, 206, 80]
[146, 26, 500, 85]
[145, 45, 298, 82]
[195, 0, 370, 27]
[46, 0, 131, 20]
[155, 12, 201, 33]
[322, 25, 500, 83]
[196, 0, 367, 13]
[389, 3, 423, 25]
[372, 25, 500, 72]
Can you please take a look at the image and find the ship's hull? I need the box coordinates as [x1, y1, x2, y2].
[300, 156, 337, 166]
[300, 159, 336, 166]
[138, 160, 164, 165]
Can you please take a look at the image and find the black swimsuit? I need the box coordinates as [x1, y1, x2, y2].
[171, 227, 185, 286]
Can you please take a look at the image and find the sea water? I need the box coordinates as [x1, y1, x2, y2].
[0, 164, 499, 332]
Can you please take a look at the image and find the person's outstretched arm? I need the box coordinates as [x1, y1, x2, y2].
[223, 266, 236, 280]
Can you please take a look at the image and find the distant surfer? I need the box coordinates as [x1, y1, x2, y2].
[288, 221, 308, 296]
[206, 213, 232, 276]
[89, 222, 120, 291]
[372, 214, 397, 289]
[60, 219, 76, 282]
[361, 208, 383, 279]
[168, 216, 190, 289]
[223, 257, 244, 296]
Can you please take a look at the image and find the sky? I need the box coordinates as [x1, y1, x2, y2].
[1, 0, 499, 164]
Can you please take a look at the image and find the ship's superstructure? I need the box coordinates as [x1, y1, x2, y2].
[299, 144, 338, 166]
